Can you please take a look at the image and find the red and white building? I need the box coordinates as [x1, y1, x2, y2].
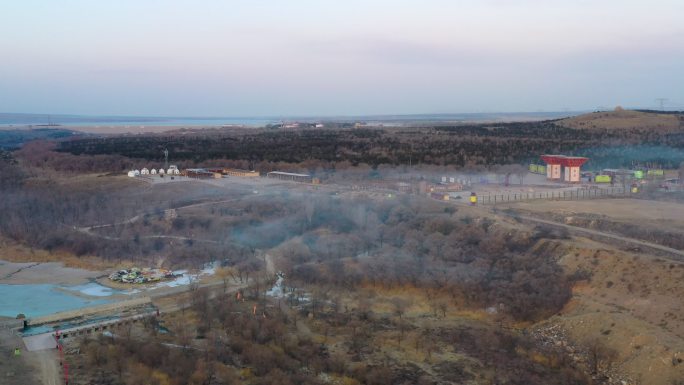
[540, 155, 588, 183]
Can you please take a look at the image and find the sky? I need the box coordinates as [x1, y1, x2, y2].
[1, 0, 683, 116]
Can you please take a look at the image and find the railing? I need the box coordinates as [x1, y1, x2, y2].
[478, 186, 628, 205]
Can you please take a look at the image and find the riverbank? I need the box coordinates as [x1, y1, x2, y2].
[0, 237, 118, 272]
[0, 260, 101, 285]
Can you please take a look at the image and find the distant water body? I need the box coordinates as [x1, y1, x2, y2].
[0, 114, 275, 128]
[0, 111, 584, 130]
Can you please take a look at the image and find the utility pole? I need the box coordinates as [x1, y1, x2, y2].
[656, 98, 668, 111]
[164, 148, 169, 171]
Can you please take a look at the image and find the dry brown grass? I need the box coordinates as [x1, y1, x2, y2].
[555, 243, 684, 385]
[0, 236, 125, 270]
[557, 110, 681, 132]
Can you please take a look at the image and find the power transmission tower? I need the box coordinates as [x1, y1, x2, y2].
[164, 148, 169, 171]
[656, 98, 668, 111]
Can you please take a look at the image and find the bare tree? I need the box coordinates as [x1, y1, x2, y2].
[585, 338, 618, 378]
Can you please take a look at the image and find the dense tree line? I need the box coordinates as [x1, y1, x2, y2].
[54, 119, 684, 170]
[0, 128, 76, 149]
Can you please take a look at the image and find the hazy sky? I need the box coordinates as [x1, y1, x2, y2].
[1, 0, 683, 116]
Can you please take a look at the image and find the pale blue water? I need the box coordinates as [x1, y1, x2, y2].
[0, 284, 111, 319]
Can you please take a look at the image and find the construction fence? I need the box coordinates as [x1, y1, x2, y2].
[478, 186, 628, 205]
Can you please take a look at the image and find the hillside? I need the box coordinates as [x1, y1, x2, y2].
[557, 109, 683, 132]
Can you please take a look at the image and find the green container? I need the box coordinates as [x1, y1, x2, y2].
[595, 175, 612, 183]
[530, 164, 546, 174]
[647, 169, 664, 176]
[634, 170, 644, 179]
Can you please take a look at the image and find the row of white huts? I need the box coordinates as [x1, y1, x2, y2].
[127, 165, 180, 177]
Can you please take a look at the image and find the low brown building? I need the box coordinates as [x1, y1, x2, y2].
[208, 168, 260, 177]
[183, 169, 222, 179]
[267, 171, 313, 183]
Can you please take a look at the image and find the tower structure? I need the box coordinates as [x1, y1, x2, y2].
[540, 155, 588, 183]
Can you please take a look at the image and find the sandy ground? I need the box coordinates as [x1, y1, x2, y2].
[503, 198, 684, 222]
[0, 260, 100, 285]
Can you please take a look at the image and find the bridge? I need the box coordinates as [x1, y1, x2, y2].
[22, 310, 156, 351]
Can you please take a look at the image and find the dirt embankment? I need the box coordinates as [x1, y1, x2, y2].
[543, 239, 684, 385]
[502, 198, 684, 251]
[0, 237, 118, 273]
[552, 213, 684, 251]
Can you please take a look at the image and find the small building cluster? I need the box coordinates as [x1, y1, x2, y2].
[125, 165, 325, 184]
[108, 267, 178, 284]
[127, 165, 180, 177]
[533, 155, 666, 185]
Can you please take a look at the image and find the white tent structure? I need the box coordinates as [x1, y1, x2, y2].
[133, 170, 140, 176]
[141, 168, 150, 175]
[127, 171, 136, 177]
[158, 168, 165, 175]
[150, 168, 157, 175]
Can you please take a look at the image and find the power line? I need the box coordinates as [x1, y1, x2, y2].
[655, 98, 668, 111]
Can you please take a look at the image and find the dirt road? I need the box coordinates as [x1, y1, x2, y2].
[34, 350, 59, 385]
[503, 212, 684, 261]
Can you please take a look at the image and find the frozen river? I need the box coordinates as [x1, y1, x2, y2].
[0, 283, 112, 318]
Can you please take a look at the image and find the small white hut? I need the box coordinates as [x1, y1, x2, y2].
[127, 171, 135, 177]
[133, 170, 140, 176]
[141, 168, 150, 175]
[150, 169, 157, 175]
[158, 168, 165, 175]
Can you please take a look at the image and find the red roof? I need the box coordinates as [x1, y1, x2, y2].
[540, 154, 588, 167]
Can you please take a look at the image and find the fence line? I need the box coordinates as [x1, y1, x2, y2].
[478, 187, 628, 205]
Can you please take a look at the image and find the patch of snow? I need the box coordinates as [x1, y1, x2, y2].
[150, 262, 218, 289]
[266, 274, 285, 298]
[69, 283, 118, 297]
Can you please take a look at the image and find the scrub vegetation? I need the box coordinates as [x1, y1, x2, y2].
[55, 111, 684, 170]
[3, 110, 684, 384]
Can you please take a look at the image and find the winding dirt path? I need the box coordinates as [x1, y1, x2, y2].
[501, 211, 684, 261]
